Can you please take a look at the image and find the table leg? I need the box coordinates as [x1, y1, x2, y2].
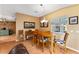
[42, 39, 44, 52]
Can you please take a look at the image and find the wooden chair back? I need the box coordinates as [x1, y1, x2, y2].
[64, 32, 69, 42]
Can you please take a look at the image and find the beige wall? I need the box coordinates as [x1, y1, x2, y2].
[41, 5, 79, 51]
[16, 13, 40, 39]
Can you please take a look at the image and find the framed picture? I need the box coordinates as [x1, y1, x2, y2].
[69, 16, 78, 25]
[24, 22, 35, 28]
[40, 22, 48, 27]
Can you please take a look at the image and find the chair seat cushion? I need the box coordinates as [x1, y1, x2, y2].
[55, 39, 64, 44]
[40, 38, 48, 42]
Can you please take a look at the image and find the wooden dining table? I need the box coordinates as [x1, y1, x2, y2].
[32, 30, 52, 53]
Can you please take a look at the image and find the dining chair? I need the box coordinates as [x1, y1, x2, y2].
[32, 29, 40, 46]
[37, 31, 52, 53]
[53, 31, 69, 53]
[25, 30, 34, 40]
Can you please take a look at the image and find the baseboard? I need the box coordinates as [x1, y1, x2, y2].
[66, 46, 79, 53]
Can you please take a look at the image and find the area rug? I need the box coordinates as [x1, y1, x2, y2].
[9, 44, 29, 54]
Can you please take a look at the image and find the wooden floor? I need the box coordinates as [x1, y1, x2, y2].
[0, 39, 79, 54]
[0, 34, 16, 44]
[0, 35, 79, 54]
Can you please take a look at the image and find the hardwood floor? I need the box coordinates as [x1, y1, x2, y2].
[0, 40, 79, 54]
[0, 35, 79, 54]
[0, 34, 16, 44]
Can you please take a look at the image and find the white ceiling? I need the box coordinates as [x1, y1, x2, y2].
[0, 4, 73, 20]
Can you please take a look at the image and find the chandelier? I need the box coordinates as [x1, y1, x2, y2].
[40, 4, 48, 23]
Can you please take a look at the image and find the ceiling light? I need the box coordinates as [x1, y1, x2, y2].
[40, 4, 48, 23]
[41, 17, 48, 23]
[40, 4, 43, 6]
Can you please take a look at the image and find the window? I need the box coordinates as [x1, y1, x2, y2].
[52, 25, 65, 33]
[51, 16, 68, 33]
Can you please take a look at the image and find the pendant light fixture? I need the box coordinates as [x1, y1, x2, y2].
[40, 4, 48, 23]
[40, 4, 48, 27]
